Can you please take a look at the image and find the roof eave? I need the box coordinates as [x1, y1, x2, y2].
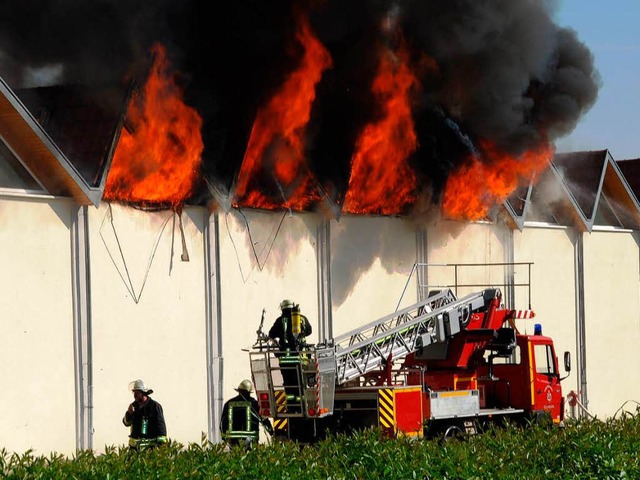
[0, 77, 101, 206]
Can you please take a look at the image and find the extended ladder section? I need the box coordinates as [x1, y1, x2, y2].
[332, 289, 491, 384]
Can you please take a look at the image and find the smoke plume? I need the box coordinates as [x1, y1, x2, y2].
[0, 0, 600, 211]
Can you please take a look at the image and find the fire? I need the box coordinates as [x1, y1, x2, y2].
[442, 141, 554, 220]
[233, 12, 332, 211]
[104, 43, 203, 207]
[342, 42, 420, 215]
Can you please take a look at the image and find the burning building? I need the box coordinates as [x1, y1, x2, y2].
[1, 0, 639, 455]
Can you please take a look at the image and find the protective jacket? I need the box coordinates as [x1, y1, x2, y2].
[123, 397, 167, 449]
[268, 310, 312, 351]
[220, 391, 273, 446]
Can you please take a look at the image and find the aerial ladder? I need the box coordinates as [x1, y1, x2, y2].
[331, 288, 488, 384]
[250, 288, 500, 424]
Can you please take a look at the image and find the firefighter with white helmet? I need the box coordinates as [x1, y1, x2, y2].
[268, 299, 312, 352]
[220, 379, 273, 448]
[122, 379, 168, 450]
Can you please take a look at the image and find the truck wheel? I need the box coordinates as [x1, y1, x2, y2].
[531, 410, 553, 427]
[442, 425, 464, 442]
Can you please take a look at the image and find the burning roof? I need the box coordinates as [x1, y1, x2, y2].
[0, 0, 601, 220]
[16, 82, 128, 190]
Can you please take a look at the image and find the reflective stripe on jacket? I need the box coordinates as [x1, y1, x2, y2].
[221, 400, 259, 441]
[128, 435, 168, 450]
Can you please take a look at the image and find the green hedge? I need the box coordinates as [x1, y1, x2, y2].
[2, 414, 639, 479]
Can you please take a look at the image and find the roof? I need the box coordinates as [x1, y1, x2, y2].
[503, 150, 640, 232]
[0, 77, 128, 205]
[553, 150, 607, 221]
[2, 71, 640, 228]
[615, 158, 640, 199]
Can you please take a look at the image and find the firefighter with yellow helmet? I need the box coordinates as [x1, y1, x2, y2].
[267, 300, 313, 412]
[220, 379, 273, 448]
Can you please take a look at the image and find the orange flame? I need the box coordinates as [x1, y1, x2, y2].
[342, 43, 420, 215]
[442, 141, 554, 220]
[104, 43, 203, 207]
[233, 13, 332, 211]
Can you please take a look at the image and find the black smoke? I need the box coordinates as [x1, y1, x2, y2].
[0, 0, 600, 208]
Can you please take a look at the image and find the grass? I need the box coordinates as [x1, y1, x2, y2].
[2, 412, 639, 479]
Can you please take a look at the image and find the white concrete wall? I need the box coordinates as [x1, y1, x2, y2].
[514, 226, 578, 393]
[330, 215, 417, 337]
[583, 230, 640, 418]
[0, 196, 76, 454]
[218, 209, 319, 406]
[89, 203, 208, 451]
[4, 197, 640, 456]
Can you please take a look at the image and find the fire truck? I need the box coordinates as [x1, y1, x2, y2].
[249, 287, 571, 442]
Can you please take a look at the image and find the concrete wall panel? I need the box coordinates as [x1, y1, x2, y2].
[218, 210, 319, 405]
[583, 231, 640, 417]
[89, 203, 208, 451]
[427, 221, 508, 298]
[514, 227, 578, 393]
[0, 197, 76, 454]
[330, 216, 417, 337]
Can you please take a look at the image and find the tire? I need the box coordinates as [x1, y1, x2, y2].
[442, 425, 464, 442]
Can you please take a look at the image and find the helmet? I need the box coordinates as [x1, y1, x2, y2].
[128, 379, 153, 395]
[235, 379, 253, 393]
[279, 299, 294, 310]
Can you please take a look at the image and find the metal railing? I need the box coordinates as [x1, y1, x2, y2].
[397, 262, 533, 311]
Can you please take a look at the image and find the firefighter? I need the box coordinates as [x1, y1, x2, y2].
[268, 299, 312, 352]
[220, 379, 273, 449]
[268, 300, 313, 411]
[122, 379, 168, 451]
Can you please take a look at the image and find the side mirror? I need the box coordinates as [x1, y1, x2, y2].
[564, 351, 571, 373]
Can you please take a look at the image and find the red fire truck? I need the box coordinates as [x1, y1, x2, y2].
[249, 287, 571, 442]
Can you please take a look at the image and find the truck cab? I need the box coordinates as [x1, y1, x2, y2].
[477, 332, 565, 424]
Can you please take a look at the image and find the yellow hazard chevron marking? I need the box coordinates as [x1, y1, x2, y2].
[273, 390, 288, 430]
[378, 389, 395, 429]
[273, 418, 288, 430]
[274, 390, 288, 415]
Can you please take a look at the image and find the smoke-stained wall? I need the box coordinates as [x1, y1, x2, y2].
[88, 203, 209, 450]
[217, 209, 320, 405]
[330, 215, 417, 337]
[426, 221, 508, 298]
[0, 197, 76, 454]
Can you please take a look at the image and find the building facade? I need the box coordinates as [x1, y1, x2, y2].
[2, 79, 640, 455]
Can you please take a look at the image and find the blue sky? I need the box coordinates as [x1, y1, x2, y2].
[554, 0, 640, 160]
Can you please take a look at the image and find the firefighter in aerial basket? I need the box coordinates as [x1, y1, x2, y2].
[122, 379, 168, 451]
[268, 299, 312, 352]
[220, 379, 273, 449]
[268, 300, 313, 409]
